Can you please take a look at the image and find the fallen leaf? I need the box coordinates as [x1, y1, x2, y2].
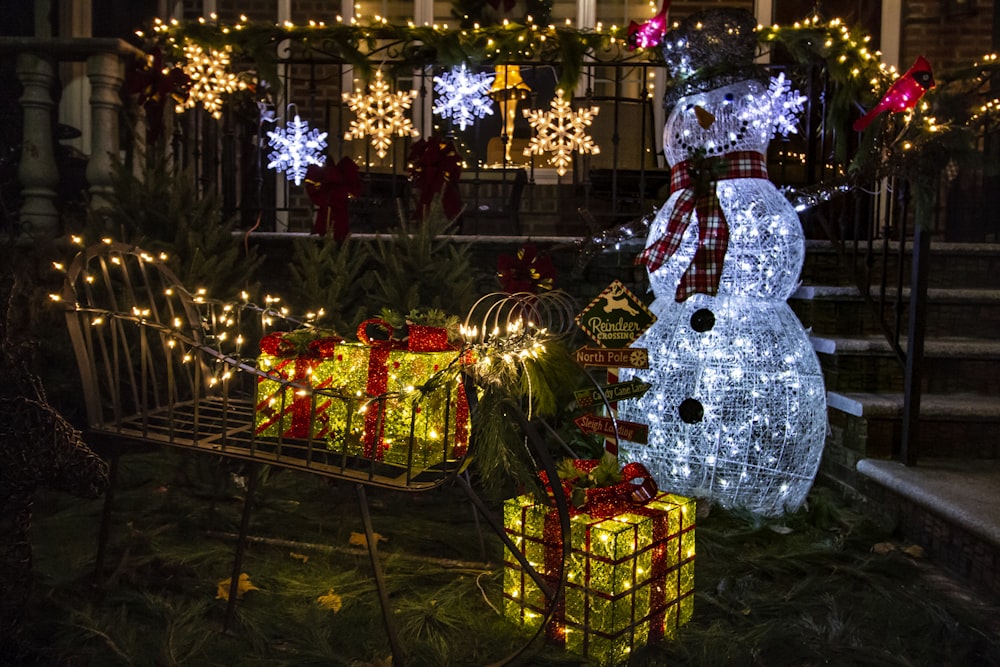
[290, 551, 309, 564]
[216, 573, 259, 601]
[872, 542, 896, 555]
[902, 544, 926, 558]
[317, 589, 343, 612]
[768, 524, 794, 535]
[350, 531, 387, 547]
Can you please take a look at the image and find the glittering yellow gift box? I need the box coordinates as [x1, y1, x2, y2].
[254, 328, 468, 469]
[503, 492, 695, 665]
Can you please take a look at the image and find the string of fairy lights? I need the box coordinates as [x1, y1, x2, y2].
[139, 12, 1000, 173]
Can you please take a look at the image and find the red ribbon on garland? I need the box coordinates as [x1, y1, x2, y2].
[636, 150, 769, 302]
[408, 137, 463, 222]
[304, 158, 363, 240]
[122, 48, 191, 145]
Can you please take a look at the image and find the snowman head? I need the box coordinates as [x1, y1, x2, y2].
[661, 8, 765, 110]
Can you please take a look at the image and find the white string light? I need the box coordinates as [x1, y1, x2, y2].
[522, 89, 600, 176]
[343, 70, 419, 159]
[432, 64, 496, 130]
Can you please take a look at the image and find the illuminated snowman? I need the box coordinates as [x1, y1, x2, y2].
[617, 9, 826, 516]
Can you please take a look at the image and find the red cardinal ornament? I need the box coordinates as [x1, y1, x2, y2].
[853, 56, 934, 132]
[627, 0, 672, 50]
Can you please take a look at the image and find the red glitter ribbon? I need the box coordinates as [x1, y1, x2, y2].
[255, 332, 342, 439]
[536, 488, 672, 646]
[305, 158, 363, 239]
[356, 319, 403, 459]
[636, 150, 768, 302]
[540, 460, 659, 519]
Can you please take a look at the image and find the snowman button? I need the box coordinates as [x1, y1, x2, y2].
[678, 398, 704, 423]
[690, 308, 716, 332]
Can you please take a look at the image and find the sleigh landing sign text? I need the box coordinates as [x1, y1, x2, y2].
[575, 280, 656, 348]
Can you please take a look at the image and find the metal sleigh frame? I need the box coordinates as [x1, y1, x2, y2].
[59, 242, 573, 666]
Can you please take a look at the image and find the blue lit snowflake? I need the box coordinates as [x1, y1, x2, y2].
[433, 64, 495, 131]
[266, 114, 328, 185]
[768, 73, 808, 137]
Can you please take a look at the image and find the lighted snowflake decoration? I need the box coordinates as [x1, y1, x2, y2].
[432, 64, 495, 131]
[266, 113, 328, 185]
[523, 89, 601, 176]
[768, 73, 808, 137]
[179, 42, 245, 119]
[343, 71, 419, 159]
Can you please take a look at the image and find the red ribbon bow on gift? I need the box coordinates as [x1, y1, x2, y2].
[408, 137, 463, 223]
[636, 150, 769, 302]
[123, 48, 191, 145]
[542, 460, 659, 519]
[305, 158, 363, 240]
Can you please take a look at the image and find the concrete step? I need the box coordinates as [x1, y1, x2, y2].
[814, 336, 1000, 395]
[799, 240, 1000, 289]
[853, 457, 1000, 598]
[791, 285, 1000, 338]
[825, 391, 1000, 460]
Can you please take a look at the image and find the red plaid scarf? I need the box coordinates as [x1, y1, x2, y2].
[637, 150, 769, 301]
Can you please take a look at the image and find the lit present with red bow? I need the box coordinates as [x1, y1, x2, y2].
[254, 320, 469, 469]
[503, 460, 695, 665]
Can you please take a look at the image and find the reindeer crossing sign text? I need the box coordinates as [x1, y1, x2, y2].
[575, 280, 656, 348]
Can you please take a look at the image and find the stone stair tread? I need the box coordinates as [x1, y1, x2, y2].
[794, 285, 1000, 301]
[827, 391, 1000, 418]
[817, 335, 1000, 356]
[857, 457, 1000, 548]
[804, 239, 1000, 255]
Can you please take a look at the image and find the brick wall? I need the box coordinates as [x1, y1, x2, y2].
[900, 0, 995, 69]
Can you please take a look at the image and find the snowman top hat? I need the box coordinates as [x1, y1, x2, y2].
[661, 8, 765, 108]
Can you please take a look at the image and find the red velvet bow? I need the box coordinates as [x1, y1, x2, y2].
[305, 158, 363, 240]
[496, 244, 556, 293]
[627, 0, 671, 50]
[408, 137, 463, 223]
[123, 48, 191, 144]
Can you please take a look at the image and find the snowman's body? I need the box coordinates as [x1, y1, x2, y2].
[618, 79, 826, 516]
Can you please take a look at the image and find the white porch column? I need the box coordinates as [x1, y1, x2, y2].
[16, 53, 60, 239]
[86, 52, 125, 210]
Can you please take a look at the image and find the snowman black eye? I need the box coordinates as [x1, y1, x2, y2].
[678, 398, 705, 424]
[724, 93, 734, 102]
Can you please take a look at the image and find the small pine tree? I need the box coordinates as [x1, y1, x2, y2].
[85, 159, 261, 296]
[286, 236, 373, 336]
[366, 200, 480, 317]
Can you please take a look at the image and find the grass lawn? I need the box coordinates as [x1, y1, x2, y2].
[18, 449, 1000, 666]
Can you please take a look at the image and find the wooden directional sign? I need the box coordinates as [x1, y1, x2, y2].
[575, 346, 649, 369]
[575, 280, 656, 348]
[574, 413, 649, 444]
[575, 379, 652, 408]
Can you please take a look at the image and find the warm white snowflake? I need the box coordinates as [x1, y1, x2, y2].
[522, 89, 601, 176]
[343, 71, 419, 159]
[266, 114, 328, 185]
[432, 64, 495, 131]
[179, 42, 245, 119]
[768, 73, 808, 137]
